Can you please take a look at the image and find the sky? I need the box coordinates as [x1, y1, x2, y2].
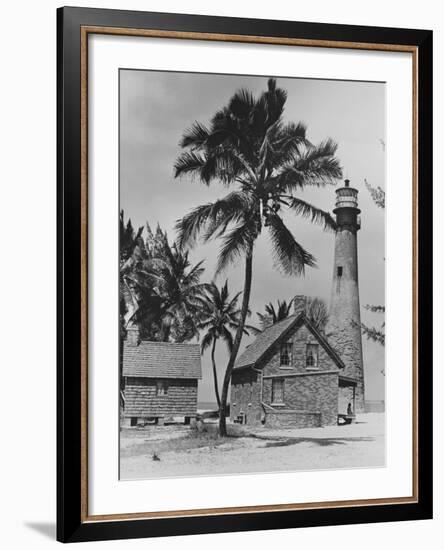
[120, 69, 386, 403]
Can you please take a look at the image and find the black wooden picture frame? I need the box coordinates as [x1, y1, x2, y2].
[57, 6, 433, 543]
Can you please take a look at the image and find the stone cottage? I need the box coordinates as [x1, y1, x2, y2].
[230, 297, 358, 428]
[122, 325, 202, 426]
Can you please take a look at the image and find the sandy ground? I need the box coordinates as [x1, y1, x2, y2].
[120, 412, 385, 480]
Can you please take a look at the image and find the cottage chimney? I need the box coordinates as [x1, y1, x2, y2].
[126, 323, 140, 346]
[293, 295, 307, 316]
[261, 315, 274, 331]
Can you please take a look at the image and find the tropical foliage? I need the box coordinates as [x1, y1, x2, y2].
[175, 78, 342, 435]
[361, 179, 385, 352]
[256, 298, 294, 329]
[360, 305, 385, 346]
[199, 281, 252, 407]
[254, 296, 329, 333]
[119, 211, 145, 339]
[365, 178, 385, 209]
[119, 212, 209, 344]
[306, 297, 329, 332]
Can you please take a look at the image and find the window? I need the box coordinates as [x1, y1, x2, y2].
[306, 344, 319, 369]
[280, 342, 292, 366]
[156, 380, 168, 396]
[337, 265, 343, 277]
[272, 378, 284, 404]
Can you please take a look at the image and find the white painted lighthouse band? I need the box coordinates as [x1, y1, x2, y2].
[327, 179, 365, 413]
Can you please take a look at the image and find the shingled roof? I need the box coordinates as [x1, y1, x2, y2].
[123, 341, 202, 379]
[234, 313, 345, 370]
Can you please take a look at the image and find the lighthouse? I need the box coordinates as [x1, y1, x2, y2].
[327, 179, 365, 413]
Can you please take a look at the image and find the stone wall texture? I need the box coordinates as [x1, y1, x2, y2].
[327, 226, 365, 412]
[263, 372, 339, 426]
[339, 385, 356, 415]
[265, 411, 322, 428]
[230, 321, 341, 428]
[230, 368, 263, 425]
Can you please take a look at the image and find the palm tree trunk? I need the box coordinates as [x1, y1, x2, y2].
[211, 337, 221, 409]
[219, 249, 253, 436]
[160, 323, 170, 342]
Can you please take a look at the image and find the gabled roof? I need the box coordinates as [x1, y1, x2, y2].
[123, 341, 202, 379]
[234, 312, 345, 371]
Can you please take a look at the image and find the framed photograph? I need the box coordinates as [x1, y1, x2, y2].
[57, 6, 433, 543]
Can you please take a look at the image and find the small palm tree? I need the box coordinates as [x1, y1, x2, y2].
[199, 281, 251, 407]
[254, 299, 294, 333]
[175, 78, 341, 435]
[254, 296, 328, 333]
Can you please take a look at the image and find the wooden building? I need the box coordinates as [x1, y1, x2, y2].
[122, 326, 202, 426]
[230, 298, 358, 428]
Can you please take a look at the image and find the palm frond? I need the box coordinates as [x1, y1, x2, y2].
[294, 138, 342, 182]
[175, 191, 251, 250]
[175, 203, 215, 250]
[269, 138, 342, 193]
[227, 290, 242, 311]
[256, 298, 293, 327]
[183, 260, 206, 285]
[215, 219, 256, 274]
[210, 107, 251, 155]
[270, 122, 308, 166]
[289, 198, 337, 231]
[180, 121, 211, 149]
[228, 88, 256, 120]
[267, 213, 316, 276]
[264, 303, 278, 321]
[221, 326, 234, 353]
[202, 191, 254, 242]
[261, 78, 287, 127]
[200, 331, 214, 354]
[174, 151, 207, 179]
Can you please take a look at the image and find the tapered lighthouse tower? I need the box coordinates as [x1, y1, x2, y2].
[327, 179, 365, 413]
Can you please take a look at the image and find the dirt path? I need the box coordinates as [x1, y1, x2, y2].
[120, 413, 385, 480]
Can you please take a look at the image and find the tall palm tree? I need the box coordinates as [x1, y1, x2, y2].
[199, 281, 250, 407]
[174, 78, 342, 435]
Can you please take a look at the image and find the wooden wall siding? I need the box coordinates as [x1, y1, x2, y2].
[260, 324, 339, 376]
[230, 369, 262, 425]
[124, 377, 198, 418]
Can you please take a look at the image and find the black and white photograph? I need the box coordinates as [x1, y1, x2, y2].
[119, 70, 386, 480]
[0, 0, 437, 545]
